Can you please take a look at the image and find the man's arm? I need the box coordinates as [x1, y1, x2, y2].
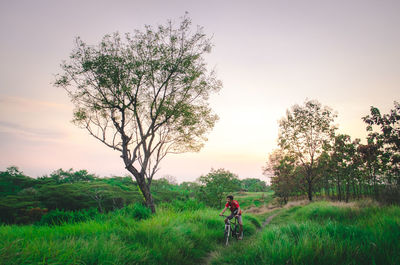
[235, 206, 241, 216]
[219, 207, 228, 216]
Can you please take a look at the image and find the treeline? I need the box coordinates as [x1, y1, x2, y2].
[0, 167, 268, 225]
[266, 100, 400, 205]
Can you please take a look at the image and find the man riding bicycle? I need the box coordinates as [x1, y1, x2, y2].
[219, 195, 243, 240]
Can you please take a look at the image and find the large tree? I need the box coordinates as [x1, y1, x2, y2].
[278, 99, 336, 201]
[55, 16, 221, 212]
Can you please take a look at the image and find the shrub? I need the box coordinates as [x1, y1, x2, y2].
[38, 208, 99, 225]
[26, 207, 48, 223]
[118, 203, 152, 221]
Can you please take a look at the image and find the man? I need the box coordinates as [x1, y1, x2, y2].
[219, 195, 243, 240]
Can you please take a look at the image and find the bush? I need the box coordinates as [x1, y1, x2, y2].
[26, 207, 48, 223]
[117, 203, 152, 221]
[38, 208, 99, 225]
[377, 186, 400, 205]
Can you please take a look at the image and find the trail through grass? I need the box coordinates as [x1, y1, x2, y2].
[0, 206, 260, 265]
[210, 201, 400, 265]
[5, 192, 395, 265]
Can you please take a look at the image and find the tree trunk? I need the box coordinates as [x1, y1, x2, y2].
[352, 181, 357, 200]
[345, 180, 350, 203]
[141, 185, 156, 213]
[307, 175, 313, 201]
[307, 184, 313, 201]
[373, 174, 379, 199]
[326, 180, 331, 198]
[126, 165, 156, 213]
[337, 175, 342, 201]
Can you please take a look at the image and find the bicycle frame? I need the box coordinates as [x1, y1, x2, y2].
[222, 215, 240, 245]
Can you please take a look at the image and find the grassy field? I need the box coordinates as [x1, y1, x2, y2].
[232, 191, 274, 210]
[210, 200, 400, 265]
[0, 204, 261, 265]
[2, 193, 399, 265]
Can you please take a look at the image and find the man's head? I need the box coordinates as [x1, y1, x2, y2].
[226, 195, 234, 203]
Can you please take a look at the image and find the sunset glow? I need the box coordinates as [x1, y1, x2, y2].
[1, 0, 399, 182]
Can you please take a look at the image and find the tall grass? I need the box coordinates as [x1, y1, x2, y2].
[0, 204, 259, 265]
[233, 191, 274, 209]
[211, 201, 400, 265]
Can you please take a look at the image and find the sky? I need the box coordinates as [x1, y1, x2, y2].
[0, 0, 399, 183]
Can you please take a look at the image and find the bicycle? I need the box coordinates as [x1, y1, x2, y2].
[221, 215, 242, 245]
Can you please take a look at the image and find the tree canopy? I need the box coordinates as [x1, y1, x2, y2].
[197, 168, 240, 208]
[55, 15, 221, 212]
[277, 99, 337, 201]
[267, 100, 400, 205]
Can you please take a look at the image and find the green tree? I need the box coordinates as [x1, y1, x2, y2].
[197, 168, 240, 208]
[329, 134, 360, 202]
[55, 15, 221, 213]
[241, 178, 267, 192]
[48, 168, 96, 184]
[265, 149, 298, 204]
[37, 183, 93, 211]
[0, 166, 35, 197]
[363, 101, 400, 188]
[357, 143, 387, 198]
[278, 99, 337, 201]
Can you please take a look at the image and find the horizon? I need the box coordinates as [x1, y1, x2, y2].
[1, 0, 399, 183]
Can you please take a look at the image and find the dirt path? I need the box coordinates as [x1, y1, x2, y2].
[262, 213, 278, 228]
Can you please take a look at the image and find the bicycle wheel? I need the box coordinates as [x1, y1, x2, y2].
[232, 224, 239, 240]
[224, 225, 230, 245]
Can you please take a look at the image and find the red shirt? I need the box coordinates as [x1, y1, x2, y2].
[225, 200, 242, 215]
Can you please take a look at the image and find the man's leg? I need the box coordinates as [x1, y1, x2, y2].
[237, 215, 243, 239]
[225, 212, 234, 224]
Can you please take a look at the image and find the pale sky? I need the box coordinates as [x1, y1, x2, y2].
[1, 0, 399, 183]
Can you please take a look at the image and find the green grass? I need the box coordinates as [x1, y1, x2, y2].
[0, 206, 260, 265]
[3, 193, 398, 265]
[211, 201, 400, 265]
[232, 191, 274, 209]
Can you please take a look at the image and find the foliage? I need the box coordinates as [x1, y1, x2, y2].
[265, 150, 299, 204]
[0, 168, 144, 225]
[150, 178, 188, 204]
[211, 201, 400, 265]
[240, 178, 268, 192]
[0, 206, 259, 265]
[45, 168, 96, 184]
[0, 196, 42, 224]
[54, 14, 221, 212]
[320, 134, 362, 202]
[159, 198, 206, 212]
[277, 99, 337, 201]
[0, 166, 36, 197]
[232, 192, 274, 210]
[197, 168, 241, 208]
[38, 208, 100, 226]
[0, 164, 269, 225]
[267, 100, 400, 205]
[362, 101, 400, 203]
[115, 203, 152, 221]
